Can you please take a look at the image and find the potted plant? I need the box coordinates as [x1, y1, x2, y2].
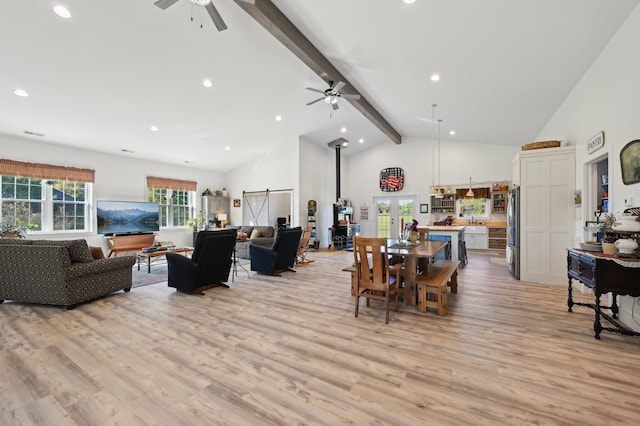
[600, 213, 618, 255]
[0, 221, 27, 238]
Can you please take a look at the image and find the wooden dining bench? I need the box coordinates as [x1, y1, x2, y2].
[416, 259, 459, 315]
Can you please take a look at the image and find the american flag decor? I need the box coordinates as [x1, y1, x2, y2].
[380, 167, 404, 192]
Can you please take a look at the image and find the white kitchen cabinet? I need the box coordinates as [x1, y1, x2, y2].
[464, 226, 488, 250]
[513, 146, 575, 284]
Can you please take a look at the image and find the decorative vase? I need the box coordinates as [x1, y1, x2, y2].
[614, 238, 639, 255]
[602, 242, 618, 255]
[409, 231, 418, 243]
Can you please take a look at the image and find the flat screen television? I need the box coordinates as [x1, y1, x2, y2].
[96, 200, 160, 235]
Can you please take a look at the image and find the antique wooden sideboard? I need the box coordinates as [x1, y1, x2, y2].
[567, 248, 640, 339]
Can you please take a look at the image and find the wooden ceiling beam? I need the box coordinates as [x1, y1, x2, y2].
[233, 0, 402, 145]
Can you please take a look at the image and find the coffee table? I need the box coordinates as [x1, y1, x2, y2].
[137, 247, 193, 273]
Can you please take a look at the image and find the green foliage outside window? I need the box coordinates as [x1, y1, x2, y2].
[459, 198, 488, 217]
[148, 187, 193, 227]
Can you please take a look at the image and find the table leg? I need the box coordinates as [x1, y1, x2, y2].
[404, 256, 417, 306]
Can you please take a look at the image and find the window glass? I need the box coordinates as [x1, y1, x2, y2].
[148, 187, 194, 228]
[1, 176, 88, 232]
[458, 198, 489, 218]
[52, 180, 86, 230]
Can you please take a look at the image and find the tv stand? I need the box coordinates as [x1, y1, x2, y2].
[106, 234, 155, 257]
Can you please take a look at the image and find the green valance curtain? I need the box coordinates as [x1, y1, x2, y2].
[0, 159, 95, 182]
[455, 187, 490, 199]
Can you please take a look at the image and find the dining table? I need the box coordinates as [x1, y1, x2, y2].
[386, 239, 449, 306]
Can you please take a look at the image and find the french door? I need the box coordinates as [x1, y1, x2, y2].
[373, 196, 418, 239]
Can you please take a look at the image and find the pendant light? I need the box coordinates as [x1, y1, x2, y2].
[429, 104, 440, 196]
[466, 176, 474, 198]
[435, 118, 443, 198]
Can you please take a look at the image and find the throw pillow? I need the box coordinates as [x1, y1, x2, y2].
[89, 246, 106, 259]
[250, 229, 261, 239]
[36, 239, 95, 263]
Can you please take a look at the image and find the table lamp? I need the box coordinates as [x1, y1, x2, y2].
[218, 213, 228, 227]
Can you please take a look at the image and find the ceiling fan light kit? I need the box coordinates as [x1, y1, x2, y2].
[306, 80, 361, 112]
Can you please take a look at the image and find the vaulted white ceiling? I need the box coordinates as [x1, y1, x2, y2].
[1, 0, 638, 172]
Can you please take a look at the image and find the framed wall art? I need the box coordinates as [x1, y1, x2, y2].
[620, 139, 640, 185]
[420, 204, 429, 213]
[233, 199, 241, 207]
[379, 167, 404, 192]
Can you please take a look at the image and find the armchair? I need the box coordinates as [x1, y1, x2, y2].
[167, 229, 237, 294]
[250, 226, 302, 275]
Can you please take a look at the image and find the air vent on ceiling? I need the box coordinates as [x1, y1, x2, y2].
[23, 130, 45, 137]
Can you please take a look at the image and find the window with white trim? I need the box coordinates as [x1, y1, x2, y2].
[1, 176, 90, 233]
[147, 187, 194, 228]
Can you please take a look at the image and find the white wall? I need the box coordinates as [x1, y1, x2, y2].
[344, 136, 519, 236]
[0, 133, 224, 251]
[299, 137, 336, 248]
[535, 3, 640, 329]
[225, 137, 299, 228]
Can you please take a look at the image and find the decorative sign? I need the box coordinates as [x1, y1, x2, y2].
[360, 204, 369, 220]
[587, 131, 605, 155]
[380, 167, 404, 192]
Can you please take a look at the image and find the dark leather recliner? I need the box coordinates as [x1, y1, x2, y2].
[250, 226, 302, 275]
[167, 229, 237, 293]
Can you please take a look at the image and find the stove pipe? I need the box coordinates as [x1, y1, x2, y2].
[328, 138, 348, 201]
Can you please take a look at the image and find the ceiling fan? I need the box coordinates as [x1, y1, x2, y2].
[154, 0, 228, 32]
[306, 81, 361, 110]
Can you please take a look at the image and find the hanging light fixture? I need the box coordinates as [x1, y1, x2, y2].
[429, 104, 440, 196]
[435, 118, 443, 198]
[466, 176, 475, 198]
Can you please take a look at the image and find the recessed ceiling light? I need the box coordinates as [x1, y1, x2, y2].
[449, 130, 456, 135]
[13, 89, 29, 97]
[430, 74, 440, 82]
[342, 141, 349, 147]
[203, 79, 213, 88]
[359, 138, 364, 144]
[224, 146, 231, 151]
[275, 115, 282, 121]
[341, 127, 347, 133]
[150, 125, 159, 132]
[404, 0, 416, 4]
[53, 5, 72, 18]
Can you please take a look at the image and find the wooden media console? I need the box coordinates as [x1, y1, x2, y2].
[107, 234, 155, 257]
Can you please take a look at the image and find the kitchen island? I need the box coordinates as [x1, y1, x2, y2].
[417, 225, 465, 263]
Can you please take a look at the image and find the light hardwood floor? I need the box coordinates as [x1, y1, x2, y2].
[1, 250, 640, 425]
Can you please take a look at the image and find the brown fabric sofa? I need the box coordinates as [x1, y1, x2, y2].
[226, 225, 276, 259]
[0, 238, 136, 309]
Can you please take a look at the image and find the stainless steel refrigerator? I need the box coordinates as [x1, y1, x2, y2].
[507, 186, 520, 279]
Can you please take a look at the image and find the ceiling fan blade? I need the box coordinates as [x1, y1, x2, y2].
[332, 102, 340, 111]
[305, 87, 325, 94]
[306, 97, 324, 106]
[154, 0, 180, 10]
[205, 2, 228, 31]
[340, 94, 361, 100]
[333, 81, 346, 92]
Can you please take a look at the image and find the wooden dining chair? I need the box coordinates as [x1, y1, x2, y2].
[352, 236, 401, 324]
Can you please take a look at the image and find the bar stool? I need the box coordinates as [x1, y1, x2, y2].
[458, 240, 468, 267]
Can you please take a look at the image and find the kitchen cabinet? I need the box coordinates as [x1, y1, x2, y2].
[488, 226, 507, 249]
[492, 191, 507, 213]
[464, 226, 488, 250]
